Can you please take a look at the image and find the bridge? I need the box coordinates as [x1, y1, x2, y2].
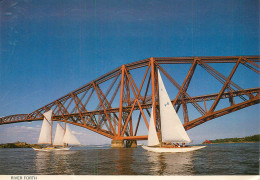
[1, 56, 259, 147]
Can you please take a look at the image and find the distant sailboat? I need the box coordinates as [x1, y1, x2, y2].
[142, 70, 205, 153]
[33, 109, 80, 151]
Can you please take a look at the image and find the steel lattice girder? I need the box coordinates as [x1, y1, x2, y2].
[0, 56, 259, 140]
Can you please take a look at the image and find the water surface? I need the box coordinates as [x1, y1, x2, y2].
[0, 143, 258, 175]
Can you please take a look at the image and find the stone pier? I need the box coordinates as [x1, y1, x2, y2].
[111, 140, 137, 148]
[111, 140, 125, 148]
[125, 140, 137, 148]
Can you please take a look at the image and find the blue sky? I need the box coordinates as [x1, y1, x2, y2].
[0, 0, 259, 145]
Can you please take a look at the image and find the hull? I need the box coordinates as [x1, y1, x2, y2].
[142, 145, 206, 153]
[32, 147, 71, 151]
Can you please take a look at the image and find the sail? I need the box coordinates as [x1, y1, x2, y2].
[53, 123, 65, 146]
[38, 110, 53, 144]
[157, 70, 191, 143]
[63, 125, 81, 145]
[38, 119, 52, 144]
[148, 105, 160, 146]
[43, 110, 53, 123]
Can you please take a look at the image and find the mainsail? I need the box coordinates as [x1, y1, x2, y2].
[148, 105, 160, 146]
[37, 109, 80, 147]
[53, 123, 65, 146]
[38, 110, 53, 144]
[157, 70, 191, 143]
[43, 110, 52, 123]
[63, 124, 81, 145]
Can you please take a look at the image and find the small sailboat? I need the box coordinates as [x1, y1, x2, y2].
[33, 109, 80, 151]
[142, 70, 205, 153]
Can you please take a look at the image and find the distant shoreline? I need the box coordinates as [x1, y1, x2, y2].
[0, 142, 41, 148]
[203, 134, 260, 144]
[1, 135, 259, 148]
[205, 141, 258, 144]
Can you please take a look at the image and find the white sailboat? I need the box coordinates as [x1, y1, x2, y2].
[142, 70, 205, 153]
[33, 109, 81, 151]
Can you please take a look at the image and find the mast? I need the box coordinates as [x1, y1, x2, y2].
[151, 58, 160, 147]
[65, 119, 66, 131]
[156, 68, 163, 147]
[64, 119, 66, 146]
[51, 112, 53, 146]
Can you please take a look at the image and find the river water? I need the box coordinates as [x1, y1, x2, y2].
[0, 143, 258, 175]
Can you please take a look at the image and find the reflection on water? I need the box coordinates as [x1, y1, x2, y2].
[115, 148, 137, 175]
[0, 143, 259, 175]
[146, 151, 194, 175]
[35, 152, 51, 173]
[35, 151, 77, 174]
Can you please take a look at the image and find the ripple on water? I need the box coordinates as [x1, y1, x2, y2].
[0, 143, 258, 175]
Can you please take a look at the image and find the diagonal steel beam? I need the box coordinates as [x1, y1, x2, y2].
[155, 62, 206, 115]
[209, 58, 241, 113]
[71, 93, 86, 126]
[185, 96, 260, 130]
[92, 82, 116, 135]
[173, 58, 198, 107]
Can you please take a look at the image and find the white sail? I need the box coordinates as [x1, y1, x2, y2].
[38, 119, 52, 144]
[43, 110, 53, 123]
[148, 105, 160, 146]
[53, 123, 65, 146]
[63, 125, 80, 145]
[158, 70, 191, 143]
[38, 109, 53, 144]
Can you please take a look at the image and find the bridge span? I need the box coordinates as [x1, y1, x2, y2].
[1, 56, 259, 147]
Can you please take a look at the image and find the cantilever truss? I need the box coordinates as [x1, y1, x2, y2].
[1, 56, 259, 140]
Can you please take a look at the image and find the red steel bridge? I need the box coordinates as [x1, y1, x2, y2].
[0, 56, 259, 146]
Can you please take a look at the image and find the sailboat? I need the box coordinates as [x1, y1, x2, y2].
[142, 70, 205, 153]
[32, 109, 81, 151]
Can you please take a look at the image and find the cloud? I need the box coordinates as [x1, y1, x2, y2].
[72, 131, 87, 136]
[0, 124, 40, 144]
[7, 125, 40, 133]
[10, 2, 18, 8]
[4, 12, 13, 16]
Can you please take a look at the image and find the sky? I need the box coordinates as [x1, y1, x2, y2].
[0, 0, 259, 145]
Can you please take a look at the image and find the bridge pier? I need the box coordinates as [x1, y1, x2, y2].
[111, 140, 125, 148]
[111, 140, 137, 148]
[125, 140, 137, 148]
